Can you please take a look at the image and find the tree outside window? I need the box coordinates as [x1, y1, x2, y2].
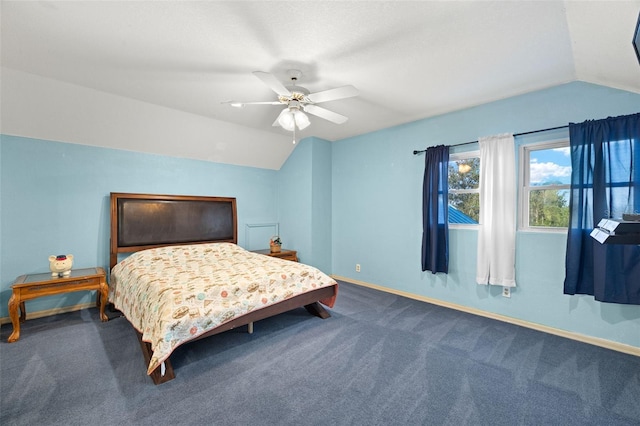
[448, 153, 480, 225]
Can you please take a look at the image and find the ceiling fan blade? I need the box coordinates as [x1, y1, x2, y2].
[253, 71, 291, 97]
[307, 85, 359, 103]
[303, 104, 349, 124]
[222, 100, 282, 107]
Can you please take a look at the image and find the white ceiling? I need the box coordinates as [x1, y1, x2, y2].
[2, 1, 640, 168]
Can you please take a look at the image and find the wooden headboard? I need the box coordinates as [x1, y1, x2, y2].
[110, 192, 237, 269]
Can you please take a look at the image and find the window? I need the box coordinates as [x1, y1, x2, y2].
[448, 151, 480, 225]
[520, 140, 571, 231]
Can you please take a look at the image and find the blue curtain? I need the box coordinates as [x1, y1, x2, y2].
[422, 145, 449, 273]
[564, 113, 640, 304]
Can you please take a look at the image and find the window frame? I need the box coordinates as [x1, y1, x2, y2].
[448, 150, 480, 228]
[519, 139, 571, 233]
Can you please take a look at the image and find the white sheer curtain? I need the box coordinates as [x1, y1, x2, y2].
[476, 133, 517, 287]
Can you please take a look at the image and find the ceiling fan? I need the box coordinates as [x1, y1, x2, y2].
[225, 70, 358, 142]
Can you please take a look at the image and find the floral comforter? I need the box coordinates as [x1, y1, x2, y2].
[109, 243, 337, 375]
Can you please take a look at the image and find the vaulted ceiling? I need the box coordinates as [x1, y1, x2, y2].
[2, 1, 640, 169]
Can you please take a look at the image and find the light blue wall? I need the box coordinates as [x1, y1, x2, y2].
[331, 82, 640, 348]
[0, 136, 279, 317]
[278, 138, 313, 263]
[310, 137, 332, 272]
[277, 136, 332, 271]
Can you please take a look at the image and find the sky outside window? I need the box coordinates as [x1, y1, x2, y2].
[529, 146, 571, 185]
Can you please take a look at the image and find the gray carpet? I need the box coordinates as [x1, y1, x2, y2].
[1, 281, 639, 425]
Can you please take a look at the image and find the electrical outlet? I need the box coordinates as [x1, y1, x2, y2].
[355, 264, 361, 272]
[502, 286, 511, 298]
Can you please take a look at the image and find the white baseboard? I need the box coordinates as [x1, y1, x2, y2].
[332, 275, 640, 357]
[0, 302, 95, 326]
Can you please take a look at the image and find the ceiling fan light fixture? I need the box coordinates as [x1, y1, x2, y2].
[293, 109, 310, 130]
[277, 107, 310, 131]
[277, 108, 296, 131]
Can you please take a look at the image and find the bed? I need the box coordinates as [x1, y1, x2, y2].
[108, 192, 338, 384]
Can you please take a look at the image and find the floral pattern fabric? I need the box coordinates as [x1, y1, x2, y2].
[109, 243, 337, 375]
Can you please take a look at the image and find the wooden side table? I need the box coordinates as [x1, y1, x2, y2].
[252, 248, 298, 262]
[7, 267, 108, 342]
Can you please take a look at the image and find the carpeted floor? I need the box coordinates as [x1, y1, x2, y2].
[1, 281, 639, 425]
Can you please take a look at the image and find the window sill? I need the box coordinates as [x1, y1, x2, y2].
[518, 227, 568, 234]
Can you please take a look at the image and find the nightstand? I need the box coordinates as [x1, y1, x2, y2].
[7, 267, 108, 342]
[251, 248, 298, 262]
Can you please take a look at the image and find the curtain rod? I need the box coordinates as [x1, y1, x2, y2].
[412, 124, 568, 155]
